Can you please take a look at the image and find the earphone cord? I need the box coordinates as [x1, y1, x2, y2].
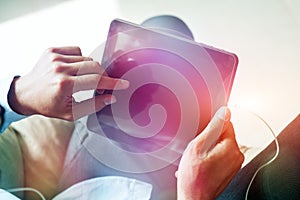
[6, 187, 46, 200]
[243, 109, 280, 200]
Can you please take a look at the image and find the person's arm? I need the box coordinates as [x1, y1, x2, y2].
[1, 46, 129, 133]
[0, 76, 27, 133]
[176, 107, 244, 200]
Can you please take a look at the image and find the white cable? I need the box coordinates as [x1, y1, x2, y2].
[243, 110, 279, 200]
[7, 187, 46, 200]
[229, 106, 280, 200]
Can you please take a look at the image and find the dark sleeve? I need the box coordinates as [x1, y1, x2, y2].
[218, 114, 300, 200]
[0, 77, 27, 133]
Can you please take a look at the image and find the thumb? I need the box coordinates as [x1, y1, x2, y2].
[195, 106, 231, 157]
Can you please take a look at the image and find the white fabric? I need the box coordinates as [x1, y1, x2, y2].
[0, 189, 20, 200]
[53, 176, 152, 200]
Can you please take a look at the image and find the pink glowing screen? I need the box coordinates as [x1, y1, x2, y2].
[87, 19, 238, 157]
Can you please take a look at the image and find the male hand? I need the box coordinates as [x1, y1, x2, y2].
[176, 107, 244, 200]
[8, 46, 129, 120]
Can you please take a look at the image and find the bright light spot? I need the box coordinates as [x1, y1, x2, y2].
[228, 96, 263, 113]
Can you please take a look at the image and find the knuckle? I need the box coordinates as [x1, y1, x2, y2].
[234, 147, 245, 165]
[92, 74, 101, 83]
[56, 76, 73, 90]
[91, 61, 101, 71]
[186, 140, 202, 155]
[239, 151, 245, 164]
[86, 57, 93, 61]
[53, 63, 65, 73]
[50, 53, 62, 62]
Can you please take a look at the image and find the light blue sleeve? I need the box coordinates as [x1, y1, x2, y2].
[0, 189, 20, 200]
[53, 176, 153, 200]
[0, 77, 27, 133]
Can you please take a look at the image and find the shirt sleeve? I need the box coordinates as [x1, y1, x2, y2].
[0, 76, 27, 133]
[0, 189, 21, 200]
[53, 176, 153, 200]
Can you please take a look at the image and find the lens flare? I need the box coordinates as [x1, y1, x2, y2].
[72, 19, 238, 173]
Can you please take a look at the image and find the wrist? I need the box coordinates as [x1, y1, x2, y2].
[177, 193, 209, 200]
[178, 194, 198, 200]
[177, 186, 198, 200]
[177, 184, 210, 200]
[8, 76, 34, 116]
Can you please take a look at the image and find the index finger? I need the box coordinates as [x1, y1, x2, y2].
[71, 75, 130, 92]
[49, 46, 82, 56]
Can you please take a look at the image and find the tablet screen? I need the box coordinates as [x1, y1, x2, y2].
[85, 19, 238, 172]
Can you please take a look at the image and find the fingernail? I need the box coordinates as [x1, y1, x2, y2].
[216, 106, 230, 121]
[117, 79, 130, 89]
[104, 96, 116, 105]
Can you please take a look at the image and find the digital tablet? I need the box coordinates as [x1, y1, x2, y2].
[85, 18, 238, 172]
